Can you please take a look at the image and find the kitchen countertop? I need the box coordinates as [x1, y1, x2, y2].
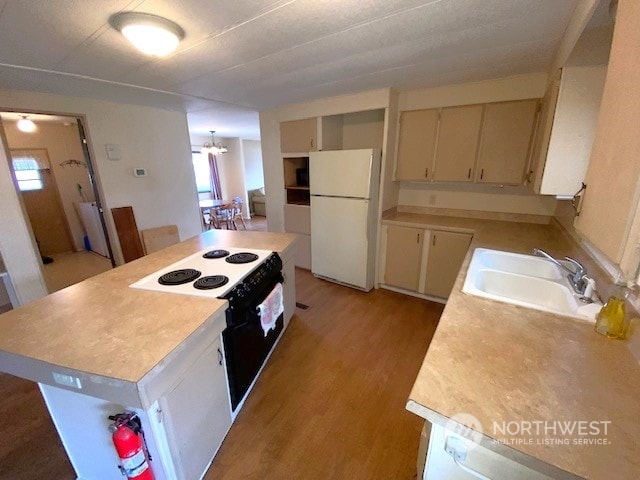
[0, 230, 297, 384]
[385, 213, 640, 480]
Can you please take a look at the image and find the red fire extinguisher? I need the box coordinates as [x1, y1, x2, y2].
[108, 412, 155, 480]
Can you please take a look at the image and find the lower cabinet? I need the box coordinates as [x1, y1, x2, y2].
[383, 225, 472, 299]
[160, 336, 232, 480]
[282, 255, 296, 327]
[422, 230, 473, 298]
[384, 225, 425, 291]
[422, 422, 554, 479]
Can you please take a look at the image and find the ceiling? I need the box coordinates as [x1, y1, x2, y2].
[0, 0, 580, 140]
[0, 112, 78, 125]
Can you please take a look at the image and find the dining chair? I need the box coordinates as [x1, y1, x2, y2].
[211, 206, 232, 229]
[230, 197, 247, 230]
[202, 209, 213, 230]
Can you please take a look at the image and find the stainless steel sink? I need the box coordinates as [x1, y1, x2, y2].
[463, 248, 601, 321]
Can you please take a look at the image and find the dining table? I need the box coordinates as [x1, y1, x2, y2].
[199, 199, 233, 229]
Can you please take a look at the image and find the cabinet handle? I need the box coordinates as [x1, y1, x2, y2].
[467, 168, 471, 179]
[425, 168, 429, 178]
[217, 348, 223, 366]
[480, 169, 484, 180]
[433, 234, 436, 246]
[417, 233, 420, 243]
[525, 170, 533, 184]
[283, 272, 287, 284]
[310, 138, 314, 148]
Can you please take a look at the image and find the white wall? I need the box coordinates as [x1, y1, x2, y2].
[259, 88, 392, 231]
[242, 139, 264, 191]
[216, 137, 250, 219]
[3, 121, 94, 251]
[397, 73, 557, 216]
[0, 89, 201, 271]
[0, 131, 48, 304]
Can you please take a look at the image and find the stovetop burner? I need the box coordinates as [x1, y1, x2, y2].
[226, 252, 259, 264]
[203, 249, 230, 259]
[193, 275, 229, 290]
[158, 269, 201, 286]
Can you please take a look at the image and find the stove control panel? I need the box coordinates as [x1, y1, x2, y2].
[223, 253, 282, 305]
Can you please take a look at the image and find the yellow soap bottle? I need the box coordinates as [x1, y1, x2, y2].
[595, 293, 629, 339]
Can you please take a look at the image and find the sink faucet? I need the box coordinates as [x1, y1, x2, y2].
[532, 248, 588, 295]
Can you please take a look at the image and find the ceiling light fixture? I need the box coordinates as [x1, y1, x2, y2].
[110, 12, 185, 57]
[17, 116, 36, 133]
[202, 131, 228, 155]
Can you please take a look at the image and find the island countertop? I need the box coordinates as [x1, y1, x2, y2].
[0, 230, 297, 385]
[384, 213, 640, 480]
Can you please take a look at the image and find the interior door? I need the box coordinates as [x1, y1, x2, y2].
[11, 150, 74, 256]
[310, 195, 370, 288]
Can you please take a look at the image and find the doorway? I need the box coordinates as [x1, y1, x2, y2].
[0, 111, 114, 294]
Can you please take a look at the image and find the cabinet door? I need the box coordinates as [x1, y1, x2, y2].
[395, 109, 438, 181]
[433, 105, 483, 182]
[575, 0, 640, 273]
[282, 256, 296, 326]
[423, 231, 472, 298]
[384, 225, 424, 291]
[280, 118, 317, 153]
[530, 70, 561, 192]
[160, 337, 231, 480]
[477, 100, 538, 185]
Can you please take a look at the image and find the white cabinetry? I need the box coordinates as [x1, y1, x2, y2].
[38, 311, 233, 480]
[282, 254, 296, 327]
[284, 204, 311, 269]
[422, 423, 554, 480]
[382, 225, 472, 299]
[531, 66, 607, 196]
[160, 335, 231, 480]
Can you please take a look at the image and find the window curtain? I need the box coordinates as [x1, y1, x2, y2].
[11, 149, 51, 170]
[208, 152, 223, 200]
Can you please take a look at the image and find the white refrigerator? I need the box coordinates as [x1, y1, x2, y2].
[309, 148, 381, 291]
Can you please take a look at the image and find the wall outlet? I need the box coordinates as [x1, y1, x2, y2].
[52, 372, 82, 389]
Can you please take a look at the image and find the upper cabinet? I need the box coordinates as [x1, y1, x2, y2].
[433, 105, 483, 183]
[395, 109, 438, 181]
[530, 66, 607, 196]
[280, 118, 318, 153]
[394, 99, 539, 186]
[574, 0, 640, 279]
[476, 99, 538, 185]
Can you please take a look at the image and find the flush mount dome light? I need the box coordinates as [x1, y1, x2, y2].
[111, 12, 185, 57]
[17, 116, 36, 133]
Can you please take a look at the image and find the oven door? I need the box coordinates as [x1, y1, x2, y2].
[222, 280, 284, 412]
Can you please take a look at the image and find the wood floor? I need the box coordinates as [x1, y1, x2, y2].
[204, 269, 443, 479]
[0, 268, 443, 480]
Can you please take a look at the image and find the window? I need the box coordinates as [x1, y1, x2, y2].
[192, 152, 211, 193]
[11, 149, 50, 192]
[15, 169, 43, 191]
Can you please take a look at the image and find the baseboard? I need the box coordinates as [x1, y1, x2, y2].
[379, 284, 447, 304]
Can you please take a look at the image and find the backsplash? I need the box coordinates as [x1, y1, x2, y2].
[397, 183, 558, 216]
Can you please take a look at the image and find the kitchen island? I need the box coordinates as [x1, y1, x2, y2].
[384, 213, 640, 480]
[0, 229, 297, 480]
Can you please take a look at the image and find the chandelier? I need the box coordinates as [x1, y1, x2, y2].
[202, 130, 228, 155]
